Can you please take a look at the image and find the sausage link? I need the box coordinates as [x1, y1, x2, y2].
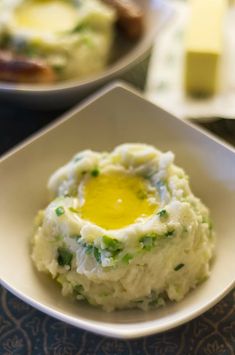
[102, 0, 144, 39]
[0, 51, 56, 84]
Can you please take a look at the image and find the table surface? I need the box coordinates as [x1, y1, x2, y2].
[0, 102, 235, 355]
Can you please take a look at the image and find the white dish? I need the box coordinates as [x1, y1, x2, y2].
[0, 82, 234, 339]
[0, 0, 172, 109]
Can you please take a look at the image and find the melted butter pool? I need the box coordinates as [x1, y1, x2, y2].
[14, 0, 78, 34]
[80, 171, 157, 230]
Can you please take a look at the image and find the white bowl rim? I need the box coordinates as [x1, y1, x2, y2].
[1, 81, 235, 163]
[1, 277, 234, 339]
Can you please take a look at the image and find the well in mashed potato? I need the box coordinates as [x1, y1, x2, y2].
[32, 144, 215, 311]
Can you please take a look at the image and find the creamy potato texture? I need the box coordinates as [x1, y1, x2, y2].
[0, 0, 116, 80]
[32, 144, 215, 311]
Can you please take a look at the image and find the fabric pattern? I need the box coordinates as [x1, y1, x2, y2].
[0, 286, 234, 354]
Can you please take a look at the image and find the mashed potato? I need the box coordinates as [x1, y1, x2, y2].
[32, 144, 215, 311]
[0, 0, 116, 80]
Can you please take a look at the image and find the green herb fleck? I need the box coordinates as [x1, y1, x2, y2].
[70, 234, 81, 241]
[122, 253, 133, 264]
[208, 220, 213, 231]
[53, 64, 64, 75]
[102, 235, 122, 252]
[139, 234, 157, 251]
[57, 247, 73, 268]
[150, 296, 165, 307]
[157, 209, 168, 220]
[93, 247, 102, 264]
[91, 168, 100, 177]
[55, 206, 65, 217]
[84, 244, 102, 263]
[55, 235, 63, 242]
[164, 230, 175, 238]
[85, 244, 93, 255]
[82, 36, 94, 48]
[22, 45, 38, 57]
[65, 185, 78, 197]
[174, 263, 185, 271]
[69, 207, 79, 214]
[71, 22, 87, 33]
[74, 284, 84, 295]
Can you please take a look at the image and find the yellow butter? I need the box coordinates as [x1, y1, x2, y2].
[80, 171, 157, 230]
[184, 0, 227, 96]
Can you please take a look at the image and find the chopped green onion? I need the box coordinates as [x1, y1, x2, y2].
[82, 37, 94, 48]
[55, 206, 65, 217]
[70, 234, 81, 241]
[91, 168, 100, 177]
[85, 244, 93, 255]
[55, 235, 63, 242]
[57, 247, 73, 268]
[139, 235, 157, 251]
[150, 296, 165, 307]
[122, 254, 133, 264]
[174, 263, 185, 271]
[84, 244, 102, 263]
[71, 22, 87, 33]
[93, 247, 102, 264]
[157, 209, 168, 220]
[164, 230, 175, 238]
[74, 284, 84, 295]
[102, 235, 122, 252]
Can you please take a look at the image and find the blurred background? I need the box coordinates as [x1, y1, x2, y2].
[0, 0, 234, 156]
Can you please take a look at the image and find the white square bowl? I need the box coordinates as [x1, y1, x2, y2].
[0, 83, 234, 339]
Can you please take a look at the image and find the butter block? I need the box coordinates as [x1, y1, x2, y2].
[184, 0, 227, 96]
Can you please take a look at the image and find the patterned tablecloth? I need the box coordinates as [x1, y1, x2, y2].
[0, 87, 235, 354]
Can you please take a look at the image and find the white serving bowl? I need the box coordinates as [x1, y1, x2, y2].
[0, 82, 234, 339]
[0, 0, 171, 109]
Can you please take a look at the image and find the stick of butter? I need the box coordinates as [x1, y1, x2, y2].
[184, 0, 227, 96]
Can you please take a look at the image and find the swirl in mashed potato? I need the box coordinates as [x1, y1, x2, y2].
[32, 144, 215, 311]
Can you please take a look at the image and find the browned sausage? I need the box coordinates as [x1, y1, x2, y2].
[0, 51, 56, 84]
[102, 0, 144, 39]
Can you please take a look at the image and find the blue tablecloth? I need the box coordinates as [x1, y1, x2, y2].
[0, 286, 234, 354]
[0, 101, 234, 354]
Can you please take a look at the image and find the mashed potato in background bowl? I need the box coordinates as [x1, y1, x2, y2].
[0, 1, 172, 109]
[32, 143, 215, 311]
[0, 0, 116, 82]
